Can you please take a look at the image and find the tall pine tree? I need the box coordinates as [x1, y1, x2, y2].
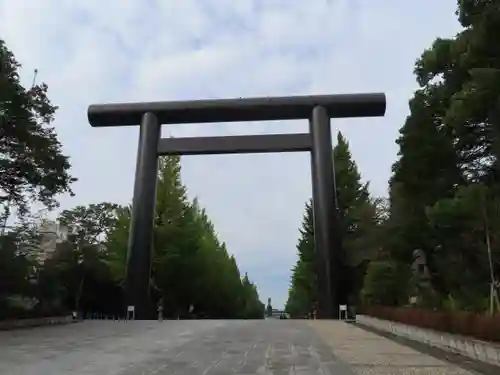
[285, 200, 316, 317]
[334, 133, 379, 305]
[286, 132, 379, 314]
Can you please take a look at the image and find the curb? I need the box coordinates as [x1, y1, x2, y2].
[353, 320, 500, 375]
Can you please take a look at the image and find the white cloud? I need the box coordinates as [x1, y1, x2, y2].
[0, 0, 462, 308]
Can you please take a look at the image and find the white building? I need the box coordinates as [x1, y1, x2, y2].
[35, 218, 70, 264]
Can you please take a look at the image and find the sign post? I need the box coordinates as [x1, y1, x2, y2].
[339, 304, 347, 321]
[127, 305, 135, 320]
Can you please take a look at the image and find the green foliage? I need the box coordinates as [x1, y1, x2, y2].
[425, 184, 500, 309]
[361, 261, 411, 306]
[286, 132, 382, 315]
[0, 154, 264, 319]
[103, 206, 131, 283]
[286, 0, 500, 313]
[0, 39, 76, 216]
[368, 1, 500, 312]
[0, 233, 33, 304]
[58, 203, 121, 245]
[148, 156, 264, 318]
[285, 200, 316, 317]
[102, 155, 264, 319]
[334, 133, 385, 305]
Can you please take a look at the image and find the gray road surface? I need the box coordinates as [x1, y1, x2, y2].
[0, 319, 483, 375]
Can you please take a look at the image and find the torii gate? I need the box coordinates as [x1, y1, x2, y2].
[88, 93, 386, 319]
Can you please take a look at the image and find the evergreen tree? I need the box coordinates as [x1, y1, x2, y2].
[0, 39, 76, 217]
[286, 132, 380, 314]
[364, 0, 500, 310]
[285, 200, 316, 317]
[103, 155, 265, 319]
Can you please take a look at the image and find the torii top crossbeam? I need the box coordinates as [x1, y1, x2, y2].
[88, 93, 386, 127]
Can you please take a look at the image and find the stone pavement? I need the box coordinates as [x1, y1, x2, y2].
[310, 320, 479, 375]
[355, 315, 500, 368]
[0, 319, 485, 375]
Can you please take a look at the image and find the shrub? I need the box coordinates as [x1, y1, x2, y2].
[360, 305, 500, 343]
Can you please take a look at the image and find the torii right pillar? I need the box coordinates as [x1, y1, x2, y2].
[309, 105, 346, 319]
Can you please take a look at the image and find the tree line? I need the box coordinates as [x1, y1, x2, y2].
[286, 0, 500, 317]
[0, 39, 264, 320]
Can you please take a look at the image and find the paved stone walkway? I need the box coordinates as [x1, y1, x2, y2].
[0, 319, 484, 375]
[310, 320, 479, 375]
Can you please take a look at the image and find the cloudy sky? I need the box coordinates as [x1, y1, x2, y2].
[1, 0, 462, 308]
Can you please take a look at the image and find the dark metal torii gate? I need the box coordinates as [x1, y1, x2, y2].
[88, 93, 386, 319]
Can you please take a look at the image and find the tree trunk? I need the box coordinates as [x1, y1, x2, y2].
[75, 274, 85, 312]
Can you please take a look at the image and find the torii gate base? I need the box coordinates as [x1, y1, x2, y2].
[88, 93, 386, 319]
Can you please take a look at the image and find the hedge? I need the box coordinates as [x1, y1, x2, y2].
[360, 305, 500, 343]
[0, 306, 70, 321]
